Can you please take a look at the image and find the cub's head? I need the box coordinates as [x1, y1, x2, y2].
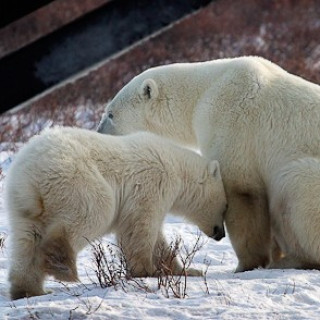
[177, 160, 228, 242]
[197, 160, 227, 241]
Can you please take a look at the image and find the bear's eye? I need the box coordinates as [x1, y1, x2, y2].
[108, 112, 114, 119]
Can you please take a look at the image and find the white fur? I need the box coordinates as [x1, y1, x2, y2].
[97, 56, 320, 272]
[5, 127, 227, 299]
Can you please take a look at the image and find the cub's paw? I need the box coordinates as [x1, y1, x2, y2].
[10, 287, 46, 300]
[186, 267, 203, 277]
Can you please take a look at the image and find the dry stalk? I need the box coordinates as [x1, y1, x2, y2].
[90, 240, 150, 293]
[156, 234, 206, 299]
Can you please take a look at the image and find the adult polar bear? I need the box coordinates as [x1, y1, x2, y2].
[97, 56, 320, 272]
[5, 127, 227, 299]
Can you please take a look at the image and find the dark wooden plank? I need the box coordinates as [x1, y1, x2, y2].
[0, 0, 212, 112]
[0, 0, 56, 27]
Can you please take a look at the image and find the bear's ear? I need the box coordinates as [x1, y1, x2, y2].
[139, 78, 159, 100]
[208, 160, 221, 178]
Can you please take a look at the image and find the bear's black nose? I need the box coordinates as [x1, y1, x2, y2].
[212, 225, 225, 241]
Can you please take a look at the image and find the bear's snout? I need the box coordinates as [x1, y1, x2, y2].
[212, 225, 225, 241]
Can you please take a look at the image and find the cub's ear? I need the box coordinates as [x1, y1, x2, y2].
[208, 160, 221, 178]
[139, 78, 159, 100]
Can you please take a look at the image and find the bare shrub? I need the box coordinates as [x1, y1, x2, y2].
[91, 241, 126, 289]
[0, 167, 4, 182]
[0, 102, 104, 146]
[90, 240, 150, 293]
[90, 235, 209, 299]
[156, 234, 206, 299]
[0, 232, 7, 251]
[202, 257, 211, 295]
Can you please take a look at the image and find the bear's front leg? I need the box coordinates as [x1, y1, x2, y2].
[226, 193, 271, 272]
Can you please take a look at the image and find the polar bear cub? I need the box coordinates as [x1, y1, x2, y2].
[5, 126, 227, 299]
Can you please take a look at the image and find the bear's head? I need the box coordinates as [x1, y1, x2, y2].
[97, 77, 158, 136]
[97, 68, 197, 147]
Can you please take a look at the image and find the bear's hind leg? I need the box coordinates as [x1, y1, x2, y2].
[270, 158, 320, 269]
[268, 254, 320, 270]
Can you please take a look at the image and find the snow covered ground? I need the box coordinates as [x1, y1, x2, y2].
[1, 140, 320, 320]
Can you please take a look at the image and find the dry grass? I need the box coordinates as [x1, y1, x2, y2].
[0, 232, 6, 251]
[0, 103, 104, 148]
[90, 235, 209, 299]
[90, 240, 150, 293]
[156, 235, 207, 299]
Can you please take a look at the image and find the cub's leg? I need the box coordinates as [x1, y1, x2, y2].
[154, 231, 203, 276]
[6, 173, 49, 299]
[226, 192, 271, 272]
[40, 224, 78, 282]
[9, 218, 46, 300]
[117, 206, 164, 277]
